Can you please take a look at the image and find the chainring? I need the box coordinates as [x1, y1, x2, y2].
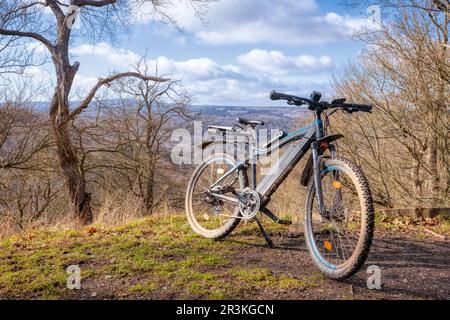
[239, 188, 261, 220]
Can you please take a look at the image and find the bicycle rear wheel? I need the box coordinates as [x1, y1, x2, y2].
[304, 157, 374, 280]
[186, 153, 248, 239]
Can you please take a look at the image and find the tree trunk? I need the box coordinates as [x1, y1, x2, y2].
[52, 112, 93, 225]
[144, 99, 155, 215]
[427, 132, 439, 206]
[412, 157, 423, 205]
[49, 56, 93, 225]
[145, 165, 155, 215]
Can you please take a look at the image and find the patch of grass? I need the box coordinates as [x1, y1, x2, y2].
[229, 267, 322, 292]
[175, 270, 220, 296]
[230, 267, 277, 287]
[0, 262, 68, 299]
[185, 252, 230, 268]
[129, 281, 159, 293]
[278, 274, 320, 290]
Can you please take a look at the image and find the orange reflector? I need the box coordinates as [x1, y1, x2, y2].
[324, 240, 333, 251]
[320, 141, 329, 149]
[332, 181, 342, 189]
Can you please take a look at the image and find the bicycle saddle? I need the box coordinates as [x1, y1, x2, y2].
[236, 117, 265, 126]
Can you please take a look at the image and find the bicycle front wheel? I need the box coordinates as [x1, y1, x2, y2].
[304, 157, 374, 280]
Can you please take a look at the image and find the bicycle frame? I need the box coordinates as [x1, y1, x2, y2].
[208, 108, 331, 214]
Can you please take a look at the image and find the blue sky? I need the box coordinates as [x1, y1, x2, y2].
[30, 0, 377, 106]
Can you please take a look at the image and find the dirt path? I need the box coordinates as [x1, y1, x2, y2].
[224, 231, 450, 300]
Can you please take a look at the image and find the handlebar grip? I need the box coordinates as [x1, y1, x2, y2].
[343, 103, 372, 113]
[354, 104, 372, 112]
[270, 90, 282, 100]
[270, 90, 298, 102]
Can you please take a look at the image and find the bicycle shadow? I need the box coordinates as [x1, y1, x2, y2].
[224, 230, 307, 252]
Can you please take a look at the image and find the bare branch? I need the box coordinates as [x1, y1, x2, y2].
[0, 28, 54, 53]
[72, 0, 117, 7]
[70, 72, 169, 120]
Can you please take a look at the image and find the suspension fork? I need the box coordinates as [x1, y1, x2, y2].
[329, 143, 343, 203]
[311, 142, 326, 215]
[312, 107, 327, 215]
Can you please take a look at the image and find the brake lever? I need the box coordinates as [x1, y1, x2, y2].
[288, 99, 306, 106]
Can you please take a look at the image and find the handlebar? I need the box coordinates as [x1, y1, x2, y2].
[270, 90, 372, 113]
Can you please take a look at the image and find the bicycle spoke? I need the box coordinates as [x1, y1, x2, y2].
[190, 157, 242, 232]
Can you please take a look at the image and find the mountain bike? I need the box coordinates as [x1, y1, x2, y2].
[185, 90, 374, 280]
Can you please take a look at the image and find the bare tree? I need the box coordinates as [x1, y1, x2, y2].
[334, 0, 449, 207]
[0, 79, 63, 234]
[0, 0, 210, 224]
[0, 42, 44, 77]
[0, 79, 52, 171]
[112, 61, 190, 214]
[74, 59, 191, 215]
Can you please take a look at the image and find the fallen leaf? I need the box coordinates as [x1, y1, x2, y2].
[86, 227, 97, 235]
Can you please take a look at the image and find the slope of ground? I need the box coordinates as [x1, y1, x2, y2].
[0, 214, 448, 300]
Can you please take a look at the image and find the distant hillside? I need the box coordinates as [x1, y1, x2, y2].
[24, 101, 309, 131]
[190, 105, 309, 131]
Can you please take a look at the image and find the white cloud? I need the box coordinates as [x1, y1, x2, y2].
[24, 42, 48, 55]
[24, 66, 50, 78]
[314, 12, 378, 34]
[136, 0, 376, 46]
[237, 49, 332, 76]
[144, 51, 332, 105]
[71, 42, 141, 67]
[69, 43, 333, 105]
[73, 74, 98, 89]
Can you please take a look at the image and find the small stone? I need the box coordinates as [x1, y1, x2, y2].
[105, 275, 112, 280]
[91, 292, 97, 298]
